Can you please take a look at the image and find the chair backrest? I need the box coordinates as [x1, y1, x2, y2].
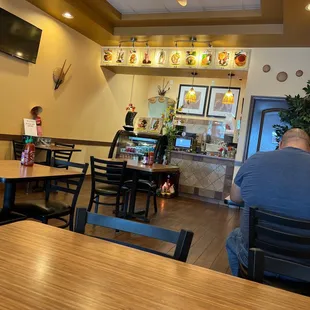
[248, 206, 310, 282]
[54, 142, 75, 162]
[75, 208, 194, 262]
[12, 140, 24, 160]
[90, 156, 127, 192]
[47, 158, 89, 210]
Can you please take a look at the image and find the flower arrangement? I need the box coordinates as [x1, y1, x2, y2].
[126, 103, 136, 112]
[161, 104, 182, 163]
[158, 79, 171, 96]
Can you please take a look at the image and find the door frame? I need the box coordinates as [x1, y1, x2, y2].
[243, 96, 286, 162]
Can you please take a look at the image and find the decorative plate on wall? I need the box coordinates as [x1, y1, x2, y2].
[263, 64, 271, 73]
[296, 70, 304, 77]
[276, 71, 288, 82]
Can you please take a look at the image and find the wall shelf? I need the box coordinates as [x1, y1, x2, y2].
[101, 65, 248, 79]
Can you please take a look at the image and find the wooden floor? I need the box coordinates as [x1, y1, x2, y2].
[12, 179, 240, 275]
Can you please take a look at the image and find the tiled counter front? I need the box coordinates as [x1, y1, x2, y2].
[171, 151, 235, 202]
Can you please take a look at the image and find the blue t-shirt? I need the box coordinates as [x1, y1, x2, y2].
[235, 147, 310, 247]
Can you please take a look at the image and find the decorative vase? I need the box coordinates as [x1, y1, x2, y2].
[165, 150, 172, 165]
[124, 111, 137, 131]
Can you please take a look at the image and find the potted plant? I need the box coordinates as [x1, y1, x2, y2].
[162, 104, 181, 164]
[273, 80, 310, 142]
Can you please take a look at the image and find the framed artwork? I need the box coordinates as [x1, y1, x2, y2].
[177, 84, 209, 116]
[207, 87, 240, 118]
[135, 117, 151, 132]
[149, 118, 163, 134]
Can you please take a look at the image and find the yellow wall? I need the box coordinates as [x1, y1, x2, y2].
[236, 48, 310, 164]
[0, 0, 150, 162]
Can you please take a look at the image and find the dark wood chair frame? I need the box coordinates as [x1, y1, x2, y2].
[12, 140, 24, 160]
[88, 157, 127, 216]
[247, 206, 310, 294]
[75, 208, 194, 262]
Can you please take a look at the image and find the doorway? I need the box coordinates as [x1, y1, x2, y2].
[243, 96, 288, 161]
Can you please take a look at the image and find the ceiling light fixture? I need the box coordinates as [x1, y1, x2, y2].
[62, 12, 74, 19]
[222, 72, 235, 105]
[306, 4, 310, 11]
[177, 0, 187, 7]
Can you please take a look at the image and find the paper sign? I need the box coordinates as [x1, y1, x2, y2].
[23, 119, 37, 137]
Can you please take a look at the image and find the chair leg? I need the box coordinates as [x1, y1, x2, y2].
[153, 191, 158, 214]
[41, 217, 48, 224]
[87, 190, 95, 212]
[94, 195, 99, 214]
[144, 190, 152, 222]
[69, 210, 74, 231]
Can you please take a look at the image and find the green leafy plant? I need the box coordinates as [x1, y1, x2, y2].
[273, 80, 310, 142]
[162, 105, 179, 150]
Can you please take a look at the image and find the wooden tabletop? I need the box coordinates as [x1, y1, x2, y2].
[108, 158, 179, 173]
[36, 145, 81, 152]
[0, 221, 308, 310]
[0, 160, 82, 182]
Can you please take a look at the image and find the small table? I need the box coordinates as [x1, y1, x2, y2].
[0, 221, 308, 310]
[36, 145, 81, 165]
[106, 159, 180, 220]
[125, 160, 179, 219]
[0, 160, 83, 224]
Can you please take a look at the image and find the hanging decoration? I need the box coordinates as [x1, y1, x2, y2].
[185, 71, 197, 104]
[222, 72, 235, 105]
[53, 59, 71, 90]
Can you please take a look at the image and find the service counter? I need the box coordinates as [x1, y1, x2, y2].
[171, 151, 242, 203]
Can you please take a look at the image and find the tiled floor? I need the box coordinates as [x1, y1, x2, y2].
[12, 179, 240, 274]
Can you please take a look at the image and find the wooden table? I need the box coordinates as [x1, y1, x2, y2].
[108, 158, 179, 219]
[0, 221, 308, 310]
[0, 160, 83, 224]
[36, 145, 81, 165]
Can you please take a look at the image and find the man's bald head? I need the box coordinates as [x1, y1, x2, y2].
[279, 128, 310, 151]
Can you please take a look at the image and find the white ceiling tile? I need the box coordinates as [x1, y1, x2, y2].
[107, 0, 261, 14]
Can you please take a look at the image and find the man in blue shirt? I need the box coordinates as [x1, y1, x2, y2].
[226, 128, 310, 276]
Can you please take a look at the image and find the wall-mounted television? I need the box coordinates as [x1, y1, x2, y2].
[0, 8, 42, 64]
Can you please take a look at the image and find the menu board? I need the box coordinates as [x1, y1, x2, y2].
[101, 47, 251, 70]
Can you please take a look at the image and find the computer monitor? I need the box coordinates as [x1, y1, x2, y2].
[175, 137, 192, 149]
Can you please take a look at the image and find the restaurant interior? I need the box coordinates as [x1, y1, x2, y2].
[1, 0, 310, 308]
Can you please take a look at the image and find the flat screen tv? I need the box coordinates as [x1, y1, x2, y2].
[0, 8, 42, 64]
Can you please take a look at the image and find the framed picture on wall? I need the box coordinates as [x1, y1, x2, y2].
[207, 87, 240, 118]
[149, 118, 163, 134]
[176, 84, 209, 116]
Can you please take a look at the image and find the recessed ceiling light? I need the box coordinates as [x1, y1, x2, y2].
[305, 4, 310, 11]
[62, 12, 74, 19]
[177, 0, 187, 6]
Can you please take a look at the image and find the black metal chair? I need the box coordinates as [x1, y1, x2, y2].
[12, 140, 24, 160]
[75, 208, 194, 262]
[88, 157, 127, 217]
[245, 206, 310, 296]
[11, 159, 88, 230]
[54, 142, 75, 167]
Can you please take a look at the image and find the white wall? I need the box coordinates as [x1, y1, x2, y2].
[236, 48, 310, 163]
